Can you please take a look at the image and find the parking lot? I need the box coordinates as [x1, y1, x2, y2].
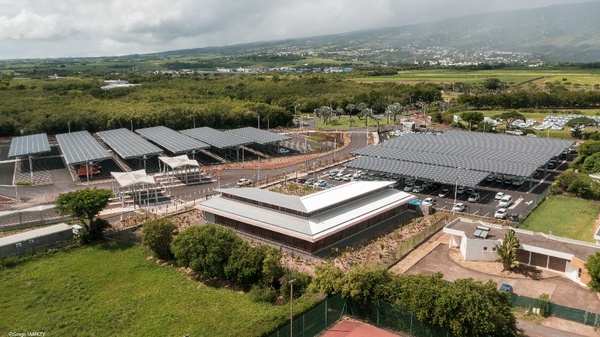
[318, 154, 572, 222]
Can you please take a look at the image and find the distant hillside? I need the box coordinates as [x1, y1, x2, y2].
[147, 1, 600, 63]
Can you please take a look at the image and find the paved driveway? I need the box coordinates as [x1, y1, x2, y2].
[402, 235, 600, 313]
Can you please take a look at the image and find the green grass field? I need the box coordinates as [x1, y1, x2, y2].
[314, 115, 401, 129]
[0, 242, 319, 337]
[354, 68, 600, 87]
[519, 196, 600, 242]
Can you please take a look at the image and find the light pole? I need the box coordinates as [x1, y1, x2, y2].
[290, 279, 295, 337]
[453, 176, 458, 214]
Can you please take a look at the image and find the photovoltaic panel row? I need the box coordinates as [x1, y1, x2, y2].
[380, 131, 572, 158]
[226, 127, 291, 145]
[136, 126, 210, 154]
[181, 127, 253, 149]
[97, 128, 163, 160]
[56, 131, 111, 166]
[8, 133, 51, 158]
[346, 156, 491, 187]
[354, 145, 546, 177]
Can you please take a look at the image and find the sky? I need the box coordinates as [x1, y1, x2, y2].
[0, 0, 594, 60]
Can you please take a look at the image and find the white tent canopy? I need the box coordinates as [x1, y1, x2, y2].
[111, 169, 156, 188]
[158, 155, 204, 185]
[111, 169, 160, 207]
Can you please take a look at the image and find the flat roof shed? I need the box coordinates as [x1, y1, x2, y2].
[181, 127, 253, 149]
[8, 133, 52, 184]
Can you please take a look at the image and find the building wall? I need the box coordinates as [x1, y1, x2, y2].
[463, 238, 497, 261]
[570, 257, 592, 285]
[0, 229, 74, 259]
[209, 204, 409, 253]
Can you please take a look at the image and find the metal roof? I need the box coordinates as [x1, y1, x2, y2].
[180, 127, 253, 149]
[226, 127, 291, 145]
[136, 126, 210, 154]
[97, 128, 162, 160]
[355, 131, 573, 178]
[216, 181, 399, 214]
[8, 133, 51, 158]
[201, 185, 414, 242]
[56, 131, 112, 166]
[346, 156, 491, 187]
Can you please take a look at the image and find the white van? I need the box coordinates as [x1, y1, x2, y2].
[499, 195, 513, 207]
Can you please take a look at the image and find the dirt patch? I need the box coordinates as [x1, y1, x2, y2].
[448, 247, 559, 280]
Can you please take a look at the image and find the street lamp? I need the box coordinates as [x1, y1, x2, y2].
[453, 176, 458, 214]
[290, 279, 295, 337]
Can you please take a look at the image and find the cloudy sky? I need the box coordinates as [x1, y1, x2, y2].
[0, 0, 593, 60]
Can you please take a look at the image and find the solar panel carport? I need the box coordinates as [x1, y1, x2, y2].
[181, 127, 253, 161]
[346, 156, 490, 187]
[56, 131, 111, 166]
[97, 128, 162, 160]
[353, 131, 573, 183]
[136, 126, 210, 155]
[226, 127, 291, 145]
[8, 133, 52, 184]
[8, 133, 51, 158]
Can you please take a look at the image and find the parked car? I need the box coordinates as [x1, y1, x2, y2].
[304, 178, 316, 185]
[499, 195, 513, 207]
[499, 284, 513, 295]
[403, 181, 415, 192]
[494, 208, 508, 219]
[295, 178, 307, 184]
[486, 175, 496, 182]
[452, 203, 466, 212]
[422, 197, 436, 206]
[278, 148, 290, 154]
[438, 188, 450, 198]
[467, 193, 480, 203]
[237, 178, 253, 187]
[412, 185, 425, 193]
[313, 179, 327, 187]
[495, 191, 505, 200]
[342, 174, 353, 181]
[456, 186, 466, 195]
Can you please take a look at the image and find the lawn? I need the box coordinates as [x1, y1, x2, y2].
[519, 196, 600, 242]
[314, 115, 402, 129]
[0, 242, 319, 337]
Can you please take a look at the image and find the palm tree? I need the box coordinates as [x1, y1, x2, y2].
[385, 103, 403, 124]
[496, 229, 520, 271]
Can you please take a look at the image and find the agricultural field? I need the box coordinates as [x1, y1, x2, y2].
[354, 68, 600, 88]
[519, 196, 600, 243]
[0, 242, 319, 337]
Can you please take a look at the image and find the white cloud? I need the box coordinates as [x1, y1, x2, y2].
[0, 0, 593, 59]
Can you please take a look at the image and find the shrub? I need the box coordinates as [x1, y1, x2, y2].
[142, 218, 178, 260]
[224, 243, 267, 287]
[77, 218, 111, 244]
[249, 284, 278, 303]
[279, 270, 312, 300]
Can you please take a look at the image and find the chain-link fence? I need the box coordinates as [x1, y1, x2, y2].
[512, 293, 599, 327]
[347, 299, 454, 337]
[267, 293, 346, 337]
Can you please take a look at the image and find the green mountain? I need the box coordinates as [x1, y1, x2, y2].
[149, 1, 600, 63]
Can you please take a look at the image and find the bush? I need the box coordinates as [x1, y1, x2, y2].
[142, 218, 177, 260]
[310, 263, 343, 295]
[77, 218, 111, 244]
[279, 270, 312, 301]
[224, 243, 267, 287]
[172, 224, 244, 278]
[249, 284, 278, 303]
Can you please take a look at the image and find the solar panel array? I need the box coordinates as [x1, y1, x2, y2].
[181, 127, 252, 149]
[136, 126, 210, 154]
[226, 127, 291, 145]
[354, 131, 573, 178]
[8, 133, 51, 158]
[56, 131, 112, 165]
[346, 156, 490, 187]
[97, 128, 162, 159]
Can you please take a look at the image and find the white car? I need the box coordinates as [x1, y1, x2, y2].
[278, 148, 289, 154]
[499, 195, 513, 207]
[467, 193, 480, 203]
[412, 185, 425, 193]
[452, 203, 466, 212]
[456, 186, 466, 195]
[237, 178, 253, 187]
[495, 192, 505, 200]
[422, 197, 436, 206]
[494, 208, 508, 219]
